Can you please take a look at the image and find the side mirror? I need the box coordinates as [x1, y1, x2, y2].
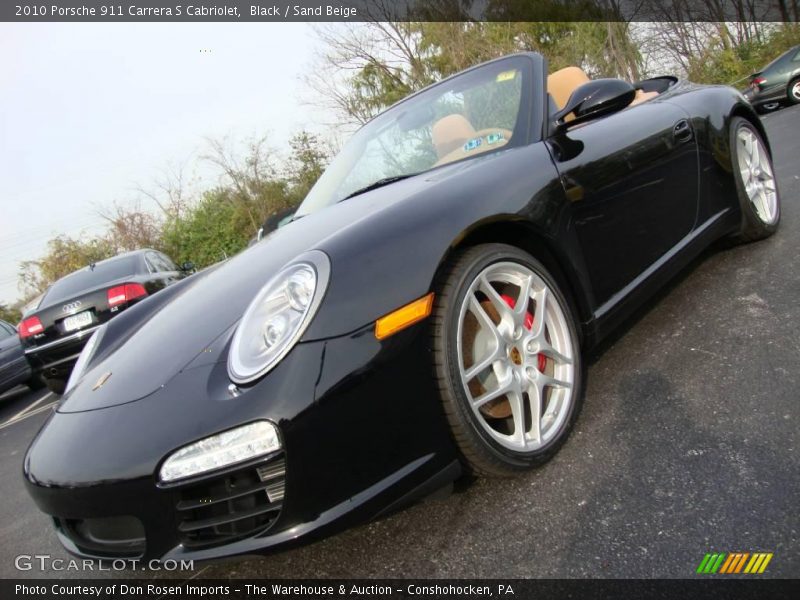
[553, 79, 636, 130]
[259, 206, 297, 239]
[181, 261, 195, 272]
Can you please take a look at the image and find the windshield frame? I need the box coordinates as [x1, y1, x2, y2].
[295, 53, 544, 218]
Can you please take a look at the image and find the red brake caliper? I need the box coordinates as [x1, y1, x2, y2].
[501, 294, 547, 373]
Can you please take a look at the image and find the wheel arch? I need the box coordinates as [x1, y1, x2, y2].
[436, 218, 594, 339]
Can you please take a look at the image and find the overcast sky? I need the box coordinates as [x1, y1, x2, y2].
[0, 22, 332, 307]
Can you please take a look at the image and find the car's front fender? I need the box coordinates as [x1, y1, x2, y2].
[304, 142, 565, 341]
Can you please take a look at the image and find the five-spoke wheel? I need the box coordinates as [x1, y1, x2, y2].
[432, 244, 584, 475]
[736, 127, 778, 226]
[730, 117, 780, 242]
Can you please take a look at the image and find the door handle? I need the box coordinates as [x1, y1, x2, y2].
[673, 119, 693, 143]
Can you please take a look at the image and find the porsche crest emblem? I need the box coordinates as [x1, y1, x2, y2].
[92, 371, 112, 391]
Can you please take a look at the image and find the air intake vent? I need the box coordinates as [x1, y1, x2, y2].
[57, 515, 146, 558]
[174, 453, 285, 549]
[257, 459, 286, 502]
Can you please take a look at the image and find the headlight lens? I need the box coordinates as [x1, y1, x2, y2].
[64, 326, 104, 395]
[159, 421, 281, 483]
[227, 251, 330, 384]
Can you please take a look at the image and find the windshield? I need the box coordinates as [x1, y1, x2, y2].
[42, 255, 140, 305]
[296, 57, 530, 217]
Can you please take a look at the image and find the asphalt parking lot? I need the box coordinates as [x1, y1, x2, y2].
[1, 105, 797, 580]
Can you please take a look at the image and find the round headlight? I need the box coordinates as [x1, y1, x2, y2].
[227, 251, 330, 384]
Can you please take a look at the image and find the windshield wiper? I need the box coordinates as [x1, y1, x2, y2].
[340, 173, 419, 202]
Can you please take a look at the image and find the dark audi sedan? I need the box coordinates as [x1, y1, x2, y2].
[25, 53, 779, 562]
[19, 249, 191, 394]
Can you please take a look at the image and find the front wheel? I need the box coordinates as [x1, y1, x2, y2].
[431, 244, 585, 477]
[729, 117, 780, 243]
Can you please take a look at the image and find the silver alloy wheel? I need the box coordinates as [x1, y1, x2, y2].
[792, 80, 800, 102]
[736, 128, 778, 225]
[456, 262, 575, 452]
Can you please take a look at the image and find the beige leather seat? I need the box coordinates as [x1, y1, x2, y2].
[547, 65, 658, 115]
[430, 114, 513, 167]
[547, 66, 591, 110]
[431, 114, 477, 159]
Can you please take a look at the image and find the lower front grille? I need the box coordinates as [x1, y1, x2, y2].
[175, 453, 285, 549]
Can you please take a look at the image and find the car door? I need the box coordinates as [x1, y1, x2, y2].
[0, 321, 28, 390]
[546, 100, 699, 309]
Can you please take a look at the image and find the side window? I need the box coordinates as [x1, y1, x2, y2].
[145, 252, 162, 273]
[793, 49, 800, 62]
[158, 253, 178, 272]
[0, 323, 12, 340]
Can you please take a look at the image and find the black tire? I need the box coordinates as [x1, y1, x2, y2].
[44, 377, 66, 395]
[431, 243, 585, 477]
[729, 117, 780, 244]
[26, 374, 46, 391]
[788, 77, 800, 105]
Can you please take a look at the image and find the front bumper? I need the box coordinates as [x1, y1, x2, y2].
[24, 322, 459, 561]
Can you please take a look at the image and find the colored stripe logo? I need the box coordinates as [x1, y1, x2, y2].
[696, 552, 773, 574]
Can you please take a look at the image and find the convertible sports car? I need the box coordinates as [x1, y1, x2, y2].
[24, 53, 779, 562]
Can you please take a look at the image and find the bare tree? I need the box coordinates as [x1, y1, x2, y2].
[202, 135, 291, 233]
[96, 201, 164, 252]
[133, 159, 195, 220]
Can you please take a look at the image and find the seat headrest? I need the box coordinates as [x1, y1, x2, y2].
[432, 114, 477, 158]
[547, 66, 591, 110]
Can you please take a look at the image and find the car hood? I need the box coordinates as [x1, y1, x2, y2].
[57, 163, 468, 413]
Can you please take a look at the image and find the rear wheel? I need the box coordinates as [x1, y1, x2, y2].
[43, 377, 66, 395]
[729, 117, 780, 243]
[431, 244, 585, 477]
[788, 78, 800, 105]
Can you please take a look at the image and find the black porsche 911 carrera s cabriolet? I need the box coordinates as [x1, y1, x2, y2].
[24, 52, 779, 562]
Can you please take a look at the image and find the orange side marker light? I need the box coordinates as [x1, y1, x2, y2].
[375, 293, 435, 340]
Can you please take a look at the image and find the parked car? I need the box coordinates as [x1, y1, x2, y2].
[743, 45, 800, 112]
[25, 53, 779, 562]
[18, 249, 193, 394]
[0, 320, 43, 395]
